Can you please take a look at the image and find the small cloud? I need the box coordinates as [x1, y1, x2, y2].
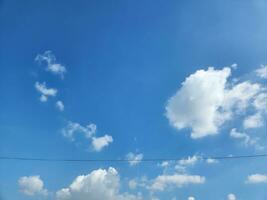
[231, 63, 238, 69]
[56, 100, 64, 111]
[91, 135, 113, 152]
[230, 128, 264, 150]
[35, 51, 66, 78]
[206, 158, 219, 164]
[62, 121, 96, 140]
[18, 175, 48, 196]
[246, 174, 267, 184]
[35, 82, 57, 102]
[227, 193, 236, 200]
[188, 197, 196, 200]
[255, 65, 267, 79]
[150, 173, 205, 191]
[243, 112, 263, 129]
[126, 152, 144, 166]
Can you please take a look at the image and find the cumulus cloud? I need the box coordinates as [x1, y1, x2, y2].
[35, 51, 66, 78]
[166, 67, 262, 139]
[246, 174, 267, 184]
[56, 100, 65, 111]
[227, 193, 236, 200]
[18, 175, 48, 196]
[150, 173, 205, 191]
[243, 112, 263, 129]
[35, 81, 57, 102]
[256, 65, 267, 79]
[62, 121, 113, 152]
[126, 152, 144, 166]
[230, 128, 263, 150]
[92, 135, 113, 152]
[56, 167, 141, 200]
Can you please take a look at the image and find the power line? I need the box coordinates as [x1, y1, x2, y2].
[0, 154, 267, 163]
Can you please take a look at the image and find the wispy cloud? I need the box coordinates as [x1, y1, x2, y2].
[62, 121, 113, 152]
[246, 174, 267, 184]
[126, 152, 144, 166]
[35, 51, 66, 78]
[35, 81, 57, 102]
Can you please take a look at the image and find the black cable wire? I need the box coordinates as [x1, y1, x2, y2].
[0, 154, 267, 163]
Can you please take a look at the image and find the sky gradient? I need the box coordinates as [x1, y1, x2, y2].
[1, 0, 267, 200]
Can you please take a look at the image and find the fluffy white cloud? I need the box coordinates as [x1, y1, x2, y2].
[227, 193, 236, 200]
[126, 152, 144, 166]
[246, 174, 267, 184]
[35, 51, 66, 78]
[62, 122, 113, 152]
[56, 167, 141, 200]
[35, 81, 57, 102]
[92, 135, 113, 152]
[166, 67, 261, 139]
[18, 175, 48, 196]
[150, 174, 205, 191]
[256, 65, 267, 79]
[230, 128, 263, 150]
[56, 100, 65, 111]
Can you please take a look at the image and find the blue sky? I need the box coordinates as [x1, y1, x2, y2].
[1, 0, 267, 199]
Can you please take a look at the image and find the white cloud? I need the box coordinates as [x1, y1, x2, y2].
[62, 121, 96, 140]
[246, 174, 267, 184]
[92, 135, 113, 152]
[256, 65, 267, 79]
[159, 161, 169, 168]
[230, 128, 263, 150]
[206, 158, 218, 164]
[18, 175, 48, 196]
[128, 180, 138, 190]
[56, 167, 141, 200]
[253, 93, 267, 112]
[178, 156, 199, 166]
[243, 112, 263, 129]
[35, 81, 57, 102]
[188, 197, 196, 200]
[35, 51, 66, 78]
[126, 152, 144, 166]
[166, 67, 261, 139]
[227, 193, 236, 200]
[62, 122, 113, 152]
[150, 174, 205, 191]
[56, 100, 65, 111]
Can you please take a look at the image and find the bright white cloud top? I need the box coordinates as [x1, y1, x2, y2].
[166, 66, 265, 139]
[35, 51, 66, 78]
[18, 175, 48, 196]
[56, 167, 141, 200]
[92, 135, 113, 152]
[246, 174, 267, 184]
[227, 193, 236, 200]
